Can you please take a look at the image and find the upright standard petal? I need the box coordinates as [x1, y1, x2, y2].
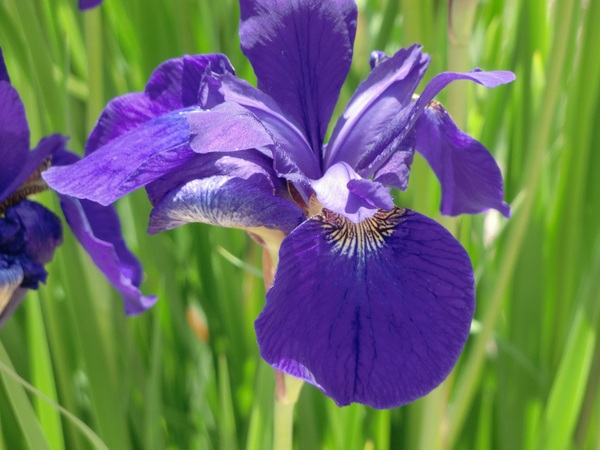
[148, 151, 305, 234]
[325, 45, 429, 171]
[414, 102, 510, 216]
[239, 0, 357, 153]
[256, 208, 475, 408]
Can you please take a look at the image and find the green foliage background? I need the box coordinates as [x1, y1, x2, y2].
[1, 0, 599, 448]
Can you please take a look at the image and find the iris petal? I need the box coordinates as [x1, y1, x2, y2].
[218, 74, 320, 178]
[13, 200, 63, 266]
[325, 45, 429, 171]
[357, 68, 516, 178]
[44, 112, 193, 205]
[86, 54, 233, 155]
[78, 0, 103, 10]
[310, 162, 393, 223]
[145, 54, 234, 111]
[239, 0, 357, 153]
[0, 48, 9, 82]
[0, 81, 30, 198]
[0, 201, 62, 325]
[1, 134, 67, 205]
[59, 196, 157, 315]
[49, 149, 155, 314]
[186, 102, 274, 154]
[415, 102, 510, 216]
[147, 150, 304, 233]
[256, 208, 475, 408]
[0, 287, 26, 328]
[0, 260, 25, 326]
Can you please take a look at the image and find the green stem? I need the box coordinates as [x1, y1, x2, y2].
[252, 227, 303, 450]
[273, 372, 304, 450]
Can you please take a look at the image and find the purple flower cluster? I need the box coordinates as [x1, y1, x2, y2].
[0, 48, 155, 327]
[9, 0, 515, 408]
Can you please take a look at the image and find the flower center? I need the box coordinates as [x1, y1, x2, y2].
[0, 158, 52, 215]
[316, 207, 406, 258]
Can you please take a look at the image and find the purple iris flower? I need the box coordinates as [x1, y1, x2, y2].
[44, 0, 514, 408]
[79, 0, 103, 10]
[0, 48, 155, 327]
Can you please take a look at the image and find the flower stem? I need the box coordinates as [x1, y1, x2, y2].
[251, 227, 304, 450]
[273, 371, 304, 450]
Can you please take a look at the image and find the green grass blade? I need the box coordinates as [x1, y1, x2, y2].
[0, 342, 52, 450]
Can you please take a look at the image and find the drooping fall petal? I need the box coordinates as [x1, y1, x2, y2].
[256, 208, 475, 408]
[414, 102, 510, 216]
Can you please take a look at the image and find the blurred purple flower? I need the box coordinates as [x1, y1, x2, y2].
[79, 0, 103, 10]
[0, 48, 155, 327]
[45, 0, 514, 408]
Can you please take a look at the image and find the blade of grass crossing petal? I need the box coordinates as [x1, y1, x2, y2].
[26, 292, 65, 450]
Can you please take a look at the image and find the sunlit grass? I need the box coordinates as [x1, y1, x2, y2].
[1, 0, 599, 449]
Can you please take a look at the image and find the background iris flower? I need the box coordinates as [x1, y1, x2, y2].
[79, 0, 103, 10]
[45, 0, 514, 408]
[0, 48, 154, 327]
